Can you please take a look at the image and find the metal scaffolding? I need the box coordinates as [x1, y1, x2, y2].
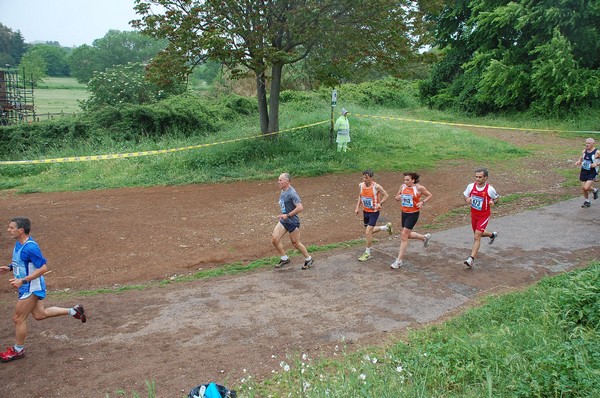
[0, 67, 35, 125]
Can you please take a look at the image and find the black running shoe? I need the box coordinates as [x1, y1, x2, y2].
[275, 258, 291, 268]
[489, 231, 498, 245]
[302, 258, 314, 269]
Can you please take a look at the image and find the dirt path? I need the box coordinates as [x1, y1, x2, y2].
[0, 129, 594, 397]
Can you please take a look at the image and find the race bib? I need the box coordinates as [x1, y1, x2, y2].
[279, 200, 286, 214]
[582, 160, 591, 170]
[471, 195, 484, 211]
[361, 196, 374, 209]
[401, 194, 414, 208]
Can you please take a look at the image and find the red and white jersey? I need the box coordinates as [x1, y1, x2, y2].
[463, 183, 499, 214]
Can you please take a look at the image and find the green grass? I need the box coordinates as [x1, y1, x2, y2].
[37, 76, 87, 90]
[0, 100, 531, 193]
[33, 77, 88, 115]
[395, 105, 600, 134]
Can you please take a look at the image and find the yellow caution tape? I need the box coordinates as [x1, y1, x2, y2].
[3, 113, 595, 166]
[0, 120, 330, 165]
[351, 113, 600, 134]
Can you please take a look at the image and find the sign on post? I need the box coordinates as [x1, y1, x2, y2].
[331, 90, 337, 107]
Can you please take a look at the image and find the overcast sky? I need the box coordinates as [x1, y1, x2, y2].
[0, 0, 143, 47]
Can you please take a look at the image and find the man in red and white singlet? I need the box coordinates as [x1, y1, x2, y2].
[462, 168, 500, 268]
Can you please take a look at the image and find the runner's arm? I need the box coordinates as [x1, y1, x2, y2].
[356, 191, 363, 214]
[376, 184, 389, 207]
[417, 185, 433, 208]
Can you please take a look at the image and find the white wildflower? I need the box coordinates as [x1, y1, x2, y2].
[359, 374, 366, 381]
[302, 381, 310, 391]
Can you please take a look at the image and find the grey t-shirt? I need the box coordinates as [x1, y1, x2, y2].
[279, 186, 301, 223]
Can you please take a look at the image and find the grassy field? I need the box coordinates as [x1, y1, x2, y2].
[33, 76, 88, 116]
[0, 108, 529, 193]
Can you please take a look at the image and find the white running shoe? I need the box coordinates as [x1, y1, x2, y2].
[423, 233, 431, 247]
[391, 259, 402, 269]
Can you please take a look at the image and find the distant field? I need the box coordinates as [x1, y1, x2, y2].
[34, 77, 88, 116]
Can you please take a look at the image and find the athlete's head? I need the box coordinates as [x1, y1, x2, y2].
[10, 217, 31, 234]
[475, 168, 489, 178]
[362, 170, 375, 185]
[585, 138, 595, 149]
[403, 172, 420, 184]
[278, 173, 291, 189]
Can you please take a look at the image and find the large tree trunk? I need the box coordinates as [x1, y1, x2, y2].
[268, 63, 283, 135]
[256, 71, 269, 135]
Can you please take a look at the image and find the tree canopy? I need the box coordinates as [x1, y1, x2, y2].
[133, 0, 422, 134]
[18, 51, 46, 85]
[421, 0, 600, 115]
[0, 23, 27, 67]
[69, 30, 167, 83]
[26, 44, 70, 76]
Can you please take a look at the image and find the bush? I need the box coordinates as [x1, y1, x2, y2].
[82, 62, 182, 110]
[331, 78, 419, 109]
[0, 92, 257, 158]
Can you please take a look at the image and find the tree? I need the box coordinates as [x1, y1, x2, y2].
[69, 44, 102, 83]
[0, 23, 27, 66]
[421, 0, 600, 115]
[18, 51, 46, 85]
[68, 30, 167, 83]
[28, 44, 70, 76]
[132, 0, 420, 135]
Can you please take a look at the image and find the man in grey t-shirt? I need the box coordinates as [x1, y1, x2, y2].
[272, 173, 314, 269]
